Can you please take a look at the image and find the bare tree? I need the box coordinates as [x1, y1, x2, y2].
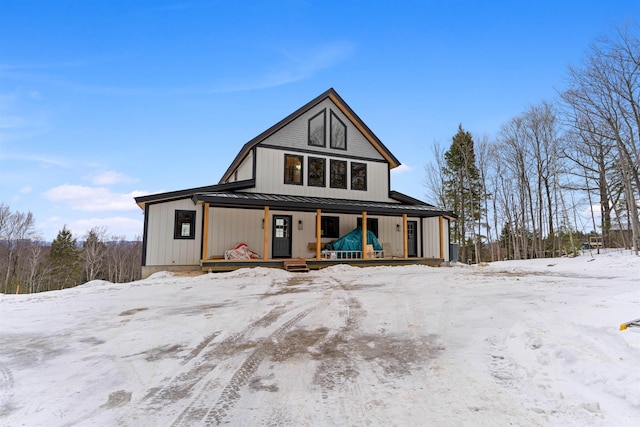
[423, 142, 449, 209]
[562, 23, 640, 253]
[0, 204, 37, 293]
[82, 226, 108, 282]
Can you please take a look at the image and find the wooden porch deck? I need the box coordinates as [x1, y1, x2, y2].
[200, 257, 445, 273]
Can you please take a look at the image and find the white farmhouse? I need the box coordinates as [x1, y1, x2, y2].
[135, 89, 455, 277]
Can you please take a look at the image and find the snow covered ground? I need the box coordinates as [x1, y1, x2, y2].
[1, 250, 638, 426]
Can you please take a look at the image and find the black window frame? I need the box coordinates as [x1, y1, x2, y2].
[321, 216, 340, 238]
[357, 217, 379, 238]
[330, 110, 347, 150]
[284, 154, 304, 185]
[308, 156, 326, 187]
[308, 109, 326, 147]
[329, 159, 347, 189]
[174, 210, 196, 239]
[351, 162, 367, 191]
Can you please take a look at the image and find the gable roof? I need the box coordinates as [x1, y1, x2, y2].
[219, 88, 401, 184]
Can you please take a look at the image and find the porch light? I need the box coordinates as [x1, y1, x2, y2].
[262, 219, 264, 229]
[396, 224, 400, 232]
[298, 220, 303, 230]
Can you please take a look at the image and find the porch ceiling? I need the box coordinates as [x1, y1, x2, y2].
[192, 191, 454, 218]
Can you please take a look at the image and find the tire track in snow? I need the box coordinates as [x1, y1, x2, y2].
[143, 304, 289, 412]
[313, 277, 367, 426]
[0, 365, 14, 391]
[172, 307, 315, 426]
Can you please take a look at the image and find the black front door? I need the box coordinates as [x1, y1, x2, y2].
[407, 221, 418, 257]
[272, 215, 292, 258]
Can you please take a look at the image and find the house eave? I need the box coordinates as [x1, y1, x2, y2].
[192, 192, 454, 218]
[134, 179, 256, 209]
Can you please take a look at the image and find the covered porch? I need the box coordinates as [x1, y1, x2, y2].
[193, 192, 454, 273]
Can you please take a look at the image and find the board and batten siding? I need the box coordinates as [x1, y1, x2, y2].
[260, 98, 385, 161]
[207, 208, 265, 258]
[145, 199, 202, 266]
[421, 216, 449, 260]
[245, 147, 393, 201]
[206, 208, 419, 259]
[233, 149, 254, 182]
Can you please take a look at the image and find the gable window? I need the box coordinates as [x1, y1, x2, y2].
[321, 216, 340, 238]
[284, 154, 303, 185]
[330, 111, 346, 150]
[308, 110, 326, 147]
[351, 162, 367, 191]
[330, 160, 347, 189]
[174, 210, 196, 239]
[308, 157, 325, 187]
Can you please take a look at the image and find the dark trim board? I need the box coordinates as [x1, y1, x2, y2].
[135, 179, 256, 208]
[200, 257, 444, 272]
[259, 143, 388, 164]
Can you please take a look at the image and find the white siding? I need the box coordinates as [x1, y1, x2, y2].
[422, 216, 447, 259]
[245, 147, 394, 201]
[233, 149, 253, 181]
[145, 199, 202, 266]
[205, 208, 423, 259]
[207, 208, 265, 258]
[261, 98, 385, 160]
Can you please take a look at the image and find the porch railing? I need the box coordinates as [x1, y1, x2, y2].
[321, 250, 385, 259]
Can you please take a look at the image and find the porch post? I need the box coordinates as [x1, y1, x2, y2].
[362, 211, 368, 260]
[316, 209, 322, 260]
[263, 206, 269, 260]
[202, 203, 210, 262]
[403, 213, 408, 259]
[439, 216, 444, 259]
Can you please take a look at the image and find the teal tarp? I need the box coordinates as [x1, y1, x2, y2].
[325, 227, 383, 252]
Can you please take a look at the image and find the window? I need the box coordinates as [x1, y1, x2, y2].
[308, 157, 325, 187]
[174, 210, 196, 239]
[308, 110, 326, 147]
[330, 111, 346, 150]
[351, 162, 367, 191]
[330, 160, 347, 189]
[321, 216, 340, 238]
[357, 217, 379, 238]
[284, 154, 303, 185]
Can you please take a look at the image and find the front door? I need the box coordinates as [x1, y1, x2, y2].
[272, 215, 292, 258]
[407, 221, 418, 257]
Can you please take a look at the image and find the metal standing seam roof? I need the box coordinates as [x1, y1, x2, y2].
[192, 191, 455, 218]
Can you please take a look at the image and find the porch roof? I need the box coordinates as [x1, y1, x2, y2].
[192, 191, 456, 218]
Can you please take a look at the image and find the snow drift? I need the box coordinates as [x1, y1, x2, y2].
[0, 250, 638, 426]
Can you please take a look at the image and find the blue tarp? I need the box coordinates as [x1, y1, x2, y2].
[325, 227, 382, 252]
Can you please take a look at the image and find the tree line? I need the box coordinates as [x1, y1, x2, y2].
[425, 23, 640, 262]
[0, 203, 141, 294]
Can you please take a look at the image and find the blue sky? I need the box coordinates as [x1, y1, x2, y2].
[1, 1, 638, 241]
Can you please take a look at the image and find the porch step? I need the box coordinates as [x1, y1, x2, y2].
[283, 259, 309, 273]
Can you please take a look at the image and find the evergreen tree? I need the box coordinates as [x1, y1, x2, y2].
[49, 226, 82, 290]
[442, 125, 483, 262]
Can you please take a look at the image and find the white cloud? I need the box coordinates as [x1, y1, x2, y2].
[391, 164, 413, 175]
[43, 184, 146, 211]
[214, 41, 356, 93]
[0, 152, 69, 168]
[20, 186, 32, 193]
[90, 170, 137, 185]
